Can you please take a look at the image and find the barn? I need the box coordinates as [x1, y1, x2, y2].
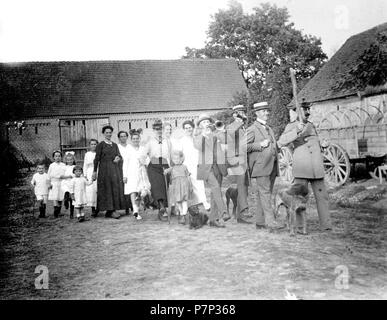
[284, 22, 387, 185]
[0, 59, 247, 164]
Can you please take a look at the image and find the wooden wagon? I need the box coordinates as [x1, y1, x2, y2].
[278, 93, 387, 186]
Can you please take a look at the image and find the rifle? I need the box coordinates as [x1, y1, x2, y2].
[289, 68, 305, 123]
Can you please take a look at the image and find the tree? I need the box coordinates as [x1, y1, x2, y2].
[183, 1, 327, 137]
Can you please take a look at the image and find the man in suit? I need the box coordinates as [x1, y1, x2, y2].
[226, 104, 251, 223]
[277, 101, 332, 231]
[193, 114, 228, 228]
[247, 102, 284, 230]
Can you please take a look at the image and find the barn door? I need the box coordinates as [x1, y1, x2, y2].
[60, 118, 109, 165]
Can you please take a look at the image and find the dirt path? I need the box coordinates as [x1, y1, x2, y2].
[0, 172, 386, 300]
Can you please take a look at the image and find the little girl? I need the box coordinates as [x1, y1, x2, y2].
[48, 150, 66, 217]
[83, 139, 98, 217]
[164, 150, 193, 225]
[70, 165, 88, 222]
[61, 151, 76, 219]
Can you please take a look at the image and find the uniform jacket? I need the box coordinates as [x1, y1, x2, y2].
[225, 119, 248, 176]
[278, 121, 325, 179]
[247, 121, 279, 178]
[193, 129, 228, 181]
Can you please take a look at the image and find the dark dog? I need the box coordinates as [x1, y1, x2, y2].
[188, 204, 209, 229]
[275, 190, 307, 236]
[225, 187, 238, 219]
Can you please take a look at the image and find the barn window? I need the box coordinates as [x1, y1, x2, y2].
[129, 122, 132, 130]
[337, 105, 340, 111]
[175, 120, 178, 127]
[35, 126, 38, 134]
[82, 120, 85, 125]
[73, 120, 76, 126]
[146, 121, 148, 129]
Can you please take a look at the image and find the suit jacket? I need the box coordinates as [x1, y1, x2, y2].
[247, 121, 279, 178]
[193, 129, 228, 181]
[278, 121, 324, 179]
[225, 119, 248, 176]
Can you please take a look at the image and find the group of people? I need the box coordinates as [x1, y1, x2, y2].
[31, 99, 332, 232]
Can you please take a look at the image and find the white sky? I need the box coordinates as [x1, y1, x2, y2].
[0, 0, 386, 62]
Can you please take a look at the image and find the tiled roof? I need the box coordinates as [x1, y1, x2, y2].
[291, 22, 387, 105]
[0, 59, 247, 118]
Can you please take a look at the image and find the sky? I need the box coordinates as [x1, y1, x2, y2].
[0, 0, 386, 62]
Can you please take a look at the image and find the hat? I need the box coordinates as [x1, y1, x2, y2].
[287, 99, 311, 110]
[232, 104, 246, 112]
[152, 119, 163, 130]
[196, 114, 214, 126]
[253, 102, 269, 111]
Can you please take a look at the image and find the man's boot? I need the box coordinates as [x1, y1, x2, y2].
[53, 206, 59, 218]
[70, 205, 74, 219]
[39, 205, 45, 218]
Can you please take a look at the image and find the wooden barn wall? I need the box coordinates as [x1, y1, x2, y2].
[5, 109, 220, 165]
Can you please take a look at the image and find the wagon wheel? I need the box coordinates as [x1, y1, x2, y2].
[278, 146, 294, 183]
[322, 143, 350, 186]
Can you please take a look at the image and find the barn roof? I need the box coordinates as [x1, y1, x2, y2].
[0, 59, 247, 118]
[291, 22, 387, 105]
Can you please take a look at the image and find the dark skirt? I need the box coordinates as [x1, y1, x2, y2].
[97, 161, 126, 212]
[147, 160, 169, 207]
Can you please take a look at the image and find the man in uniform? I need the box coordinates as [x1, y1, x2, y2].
[247, 102, 284, 230]
[277, 101, 332, 231]
[225, 104, 251, 223]
[193, 114, 228, 228]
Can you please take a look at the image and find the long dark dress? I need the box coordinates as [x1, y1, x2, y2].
[94, 141, 126, 211]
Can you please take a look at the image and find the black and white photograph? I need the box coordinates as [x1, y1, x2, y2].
[0, 0, 386, 304]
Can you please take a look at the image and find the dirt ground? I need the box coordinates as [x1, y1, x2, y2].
[0, 170, 386, 300]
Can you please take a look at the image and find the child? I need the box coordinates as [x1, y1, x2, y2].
[48, 150, 66, 217]
[70, 165, 88, 222]
[61, 151, 76, 219]
[31, 163, 50, 218]
[164, 150, 193, 225]
[83, 139, 98, 217]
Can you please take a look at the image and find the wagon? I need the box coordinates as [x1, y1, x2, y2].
[278, 93, 387, 186]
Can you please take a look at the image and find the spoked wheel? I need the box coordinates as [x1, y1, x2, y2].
[322, 143, 350, 186]
[278, 146, 294, 183]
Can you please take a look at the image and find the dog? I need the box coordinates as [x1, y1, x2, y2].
[225, 186, 238, 219]
[137, 188, 155, 213]
[274, 190, 308, 236]
[188, 204, 209, 229]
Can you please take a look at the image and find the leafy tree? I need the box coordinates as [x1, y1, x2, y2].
[184, 1, 327, 137]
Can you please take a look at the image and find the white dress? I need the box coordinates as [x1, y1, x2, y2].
[83, 151, 97, 207]
[123, 144, 144, 195]
[61, 165, 75, 194]
[180, 135, 210, 209]
[31, 172, 49, 200]
[48, 162, 66, 201]
[70, 176, 87, 208]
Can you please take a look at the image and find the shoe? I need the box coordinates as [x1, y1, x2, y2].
[111, 211, 120, 219]
[222, 212, 231, 222]
[134, 212, 142, 220]
[209, 220, 226, 228]
[255, 224, 266, 230]
[237, 217, 252, 224]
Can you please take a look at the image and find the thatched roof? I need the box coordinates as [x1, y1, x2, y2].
[291, 22, 387, 104]
[0, 59, 247, 118]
